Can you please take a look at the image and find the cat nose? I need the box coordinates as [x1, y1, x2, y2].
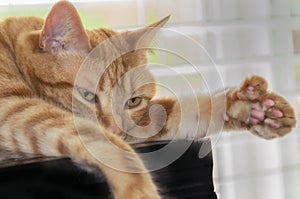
[109, 114, 124, 135]
[111, 125, 122, 135]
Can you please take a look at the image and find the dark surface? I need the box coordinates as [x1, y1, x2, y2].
[0, 140, 218, 199]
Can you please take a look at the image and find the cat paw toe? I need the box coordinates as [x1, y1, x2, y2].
[237, 75, 268, 100]
[250, 125, 280, 139]
[250, 124, 293, 139]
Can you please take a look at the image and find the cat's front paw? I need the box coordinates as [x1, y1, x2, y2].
[248, 94, 296, 139]
[227, 75, 297, 139]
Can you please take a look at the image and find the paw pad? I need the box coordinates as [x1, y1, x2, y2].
[228, 75, 296, 140]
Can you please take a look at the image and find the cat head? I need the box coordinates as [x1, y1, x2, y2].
[16, 1, 169, 139]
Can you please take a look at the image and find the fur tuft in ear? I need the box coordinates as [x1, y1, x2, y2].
[124, 15, 170, 50]
[39, 0, 91, 55]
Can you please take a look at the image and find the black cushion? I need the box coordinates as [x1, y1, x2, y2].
[0, 140, 218, 199]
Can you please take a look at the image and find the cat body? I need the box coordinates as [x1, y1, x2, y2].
[0, 1, 296, 199]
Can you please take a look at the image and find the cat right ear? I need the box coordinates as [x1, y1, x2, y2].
[39, 1, 91, 55]
[124, 15, 171, 50]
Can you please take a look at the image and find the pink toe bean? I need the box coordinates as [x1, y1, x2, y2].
[271, 109, 283, 118]
[251, 110, 265, 120]
[263, 99, 275, 106]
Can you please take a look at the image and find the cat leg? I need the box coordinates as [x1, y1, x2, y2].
[145, 75, 296, 141]
[62, 120, 161, 199]
[0, 97, 160, 199]
[226, 75, 296, 139]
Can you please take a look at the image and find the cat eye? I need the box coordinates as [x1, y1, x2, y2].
[77, 87, 96, 103]
[125, 97, 142, 109]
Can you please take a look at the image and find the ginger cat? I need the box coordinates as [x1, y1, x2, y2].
[0, 1, 296, 198]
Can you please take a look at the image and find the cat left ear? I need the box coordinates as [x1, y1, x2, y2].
[125, 15, 170, 50]
[39, 1, 91, 55]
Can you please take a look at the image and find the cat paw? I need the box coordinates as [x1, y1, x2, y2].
[227, 75, 297, 139]
[248, 93, 296, 139]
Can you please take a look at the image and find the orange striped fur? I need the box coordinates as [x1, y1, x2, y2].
[0, 1, 296, 198]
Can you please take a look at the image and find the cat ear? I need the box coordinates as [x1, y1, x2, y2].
[39, 1, 91, 54]
[125, 15, 170, 50]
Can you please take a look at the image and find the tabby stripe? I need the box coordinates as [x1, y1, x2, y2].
[0, 99, 68, 156]
[2, 103, 44, 155]
[0, 99, 39, 126]
[44, 95, 71, 111]
[99, 114, 111, 129]
[148, 98, 175, 140]
[56, 135, 70, 155]
[0, 134, 4, 143]
[33, 74, 73, 89]
[28, 129, 39, 155]
[22, 107, 69, 155]
[36, 116, 69, 131]
[1, 121, 32, 155]
[10, 127, 21, 155]
[100, 29, 113, 40]
[0, 68, 20, 79]
[121, 58, 130, 76]
[0, 85, 35, 98]
[107, 67, 114, 87]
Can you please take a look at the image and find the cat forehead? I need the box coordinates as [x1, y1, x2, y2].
[76, 64, 154, 92]
[104, 66, 156, 101]
[117, 66, 154, 89]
